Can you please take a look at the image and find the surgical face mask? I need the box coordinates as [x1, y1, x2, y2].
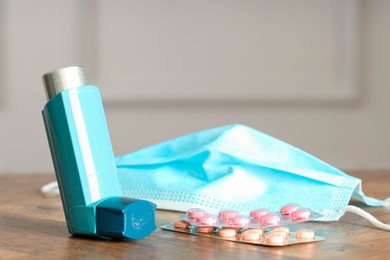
[43, 124, 389, 230]
[115, 124, 389, 229]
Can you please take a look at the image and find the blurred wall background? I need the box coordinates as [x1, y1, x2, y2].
[0, 0, 389, 174]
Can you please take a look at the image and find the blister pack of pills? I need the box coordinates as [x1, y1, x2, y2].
[161, 222, 324, 247]
[161, 204, 325, 246]
[182, 204, 323, 228]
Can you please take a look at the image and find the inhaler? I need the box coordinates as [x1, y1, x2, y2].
[41, 66, 156, 239]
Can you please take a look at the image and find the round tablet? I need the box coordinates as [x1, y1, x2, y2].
[280, 204, 300, 215]
[218, 228, 237, 238]
[259, 214, 281, 226]
[228, 216, 250, 227]
[197, 226, 215, 233]
[241, 230, 261, 241]
[268, 230, 288, 240]
[196, 215, 218, 226]
[187, 209, 208, 219]
[295, 229, 315, 240]
[219, 218, 229, 225]
[291, 209, 311, 220]
[265, 233, 286, 245]
[250, 209, 269, 219]
[218, 210, 239, 219]
[246, 228, 264, 236]
[173, 220, 190, 229]
[225, 227, 243, 232]
[269, 226, 290, 236]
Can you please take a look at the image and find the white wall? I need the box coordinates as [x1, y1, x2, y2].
[0, 0, 389, 174]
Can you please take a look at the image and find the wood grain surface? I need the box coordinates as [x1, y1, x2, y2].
[0, 171, 389, 259]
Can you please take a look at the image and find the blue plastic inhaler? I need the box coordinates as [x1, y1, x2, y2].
[41, 66, 156, 239]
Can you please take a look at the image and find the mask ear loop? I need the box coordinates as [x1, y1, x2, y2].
[339, 205, 390, 231]
[41, 181, 59, 197]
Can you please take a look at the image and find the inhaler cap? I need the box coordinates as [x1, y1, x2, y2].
[42, 66, 86, 101]
[95, 197, 157, 239]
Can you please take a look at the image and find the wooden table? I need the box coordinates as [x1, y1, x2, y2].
[1, 171, 389, 259]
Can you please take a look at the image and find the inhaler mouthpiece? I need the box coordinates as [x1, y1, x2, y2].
[42, 66, 86, 101]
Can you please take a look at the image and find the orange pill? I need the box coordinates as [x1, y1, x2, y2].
[265, 233, 285, 245]
[295, 229, 315, 240]
[218, 228, 237, 238]
[241, 230, 261, 241]
[173, 220, 190, 229]
[222, 227, 242, 232]
[246, 228, 264, 236]
[197, 226, 215, 233]
[269, 226, 290, 236]
[268, 231, 288, 240]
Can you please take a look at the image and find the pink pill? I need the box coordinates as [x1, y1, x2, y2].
[259, 214, 281, 226]
[187, 209, 208, 219]
[228, 216, 250, 227]
[196, 215, 218, 226]
[218, 210, 239, 219]
[250, 209, 269, 219]
[291, 209, 311, 220]
[280, 204, 300, 215]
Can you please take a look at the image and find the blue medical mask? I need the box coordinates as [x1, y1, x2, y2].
[116, 124, 389, 223]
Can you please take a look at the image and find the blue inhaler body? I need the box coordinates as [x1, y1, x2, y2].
[42, 66, 156, 239]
